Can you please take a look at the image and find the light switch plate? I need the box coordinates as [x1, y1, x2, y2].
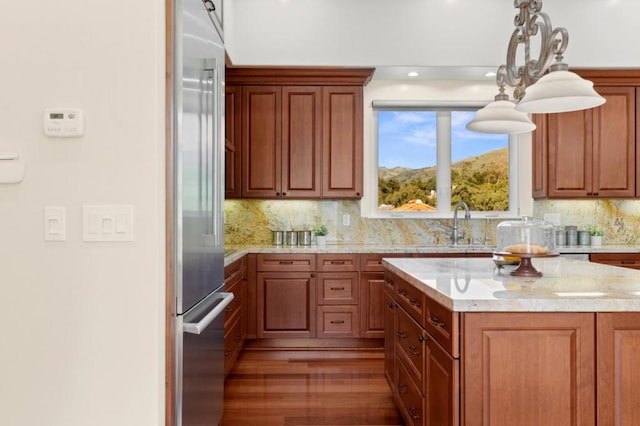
[82, 205, 134, 242]
[44, 206, 66, 241]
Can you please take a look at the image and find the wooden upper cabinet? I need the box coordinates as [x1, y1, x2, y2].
[226, 66, 373, 200]
[322, 86, 364, 198]
[282, 86, 322, 197]
[531, 113, 548, 199]
[541, 85, 637, 198]
[225, 85, 242, 198]
[241, 86, 282, 197]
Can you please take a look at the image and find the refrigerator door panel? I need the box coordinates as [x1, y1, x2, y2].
[178, 290, 229, 426]
[175, 0, 225, 315]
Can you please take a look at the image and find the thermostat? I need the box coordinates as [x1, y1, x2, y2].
[44, 108, 84, 137]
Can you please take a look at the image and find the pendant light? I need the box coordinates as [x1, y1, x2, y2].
[467, 0, 605, 134]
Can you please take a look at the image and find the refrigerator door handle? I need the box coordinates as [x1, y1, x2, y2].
[183, 292, 234, 335]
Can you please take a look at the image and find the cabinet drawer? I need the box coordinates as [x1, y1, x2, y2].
[317, 272, 359, 305]
[424, 296, 459, 358]
[256, 253, 316, 271]
[224, 314, 245, 377]
[360, 253, 407, 272]
[317, 306, 359, 338]
[590, 253, 640, 270]
[396, 356, 425, 426]
[396, 304, 426, 388]
[395, 279, 425, 326]
[317, 254, 358, 271]
[224, 256, 246, 284]
[224, 277, 245, 328]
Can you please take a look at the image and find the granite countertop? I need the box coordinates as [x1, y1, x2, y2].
[383, 257, 640, 313]
[223, 244, 640, 265]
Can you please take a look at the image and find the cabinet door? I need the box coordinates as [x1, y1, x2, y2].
[281, 86, 322, 197]
[531, 113, 548, 199]
[425, 336, 459, 426]
[591, 86, 636, 197]
[463, 312, 595, 426]
[597, 313, 640, 425]
[225, 85, 242, 198]
[241, 86, 282, 197]
[547, 109, 592, 197]
[360, 271, 386, 338]
[256, 271, 316, 338]
[321, 86, 363, 198]
[317, 271, 359, 305]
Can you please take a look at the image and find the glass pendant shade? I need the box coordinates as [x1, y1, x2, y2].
[515, 70, 607, 113]
[466, 100, 536, 134]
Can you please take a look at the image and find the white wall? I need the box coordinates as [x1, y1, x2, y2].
[0, 2, 165, 426]
[226, 0, 640, 68]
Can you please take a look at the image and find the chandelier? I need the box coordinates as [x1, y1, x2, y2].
[466, 0, 606, 134]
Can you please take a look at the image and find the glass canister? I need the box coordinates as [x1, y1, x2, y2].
[496, 217, 556, 255]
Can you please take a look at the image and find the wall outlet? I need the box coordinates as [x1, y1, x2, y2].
[342, 214, 350, 226]
[543, 213, 561, 226]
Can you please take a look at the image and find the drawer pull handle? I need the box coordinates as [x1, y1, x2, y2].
[408, 298, 421, 308]
[330, 261, 346, 265]
[224, 350, 233, 356]
[279, 261, 294, 265]
[418, 335, 425, 342]
[330, 287, 345, 291]
[430, 316, 446, 329]
[397, 383, 407, 394]
[330, 320, 345, 324]
[408, 406, 420, 420]
[397, 330, 408, 339]
[235, 333, 242, 341]
[409, 345, 420, 357]
[384, 279, 394, 286]
[621, 261, 636, 264]
[397, 289, 408, 297]
[387, 302, 395, 308]
[225, 306, 233, 312]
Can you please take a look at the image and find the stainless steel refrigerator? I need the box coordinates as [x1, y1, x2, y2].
[171, 0, 231, 425]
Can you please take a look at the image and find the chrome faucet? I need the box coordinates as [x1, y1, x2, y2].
[452, 201, 471, 245]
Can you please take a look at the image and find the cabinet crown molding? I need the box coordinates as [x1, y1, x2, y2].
[226, 66, 375, 86]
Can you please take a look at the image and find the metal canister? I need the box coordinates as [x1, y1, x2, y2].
[555, 229, 566, 246]
[578, 230, 591, 246]
[272, 230, 284, 245]
[297, 230, 312, 245]
[285, 230, 298, 245]
[566, 225, 578, 246]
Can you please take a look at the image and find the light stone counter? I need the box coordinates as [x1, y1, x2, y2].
[383, 257, 640, 312]
[223, 244, 640, 266]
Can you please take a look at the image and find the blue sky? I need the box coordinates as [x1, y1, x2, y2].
[378, 111, 508, 169]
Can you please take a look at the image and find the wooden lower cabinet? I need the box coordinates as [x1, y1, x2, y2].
[360, 271, 386, 338]
[384, 289, 396, 387]
[597, 312, 640, 425]
[317, 305, 359, 338]
[224, 256, 247, 377]
[590, 253, 640, 270]
[256, 271, 316, 338]
[463, 312, 596, 426]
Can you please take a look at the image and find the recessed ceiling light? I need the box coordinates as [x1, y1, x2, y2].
[407, 71, 419, 77]
[485, 71, 497, 77]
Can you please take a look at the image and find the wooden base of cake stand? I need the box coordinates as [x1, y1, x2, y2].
[493, 252, 559, 277]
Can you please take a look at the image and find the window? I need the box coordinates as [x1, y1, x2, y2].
[368, 103, 520, 218]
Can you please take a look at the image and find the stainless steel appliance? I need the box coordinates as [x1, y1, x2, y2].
[171, 1, 230, 424]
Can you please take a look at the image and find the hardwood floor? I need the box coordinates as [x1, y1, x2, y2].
[222, 348, 404, 425]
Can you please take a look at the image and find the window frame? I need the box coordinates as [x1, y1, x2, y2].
[363, 101, 525, 219]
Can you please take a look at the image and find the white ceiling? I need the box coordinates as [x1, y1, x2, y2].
[224, 0, 640, 80]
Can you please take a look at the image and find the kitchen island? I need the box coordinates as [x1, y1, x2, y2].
[382, 256, 640, 426]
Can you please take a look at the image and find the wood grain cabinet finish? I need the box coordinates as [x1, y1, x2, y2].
[223, 256, 247, 377]
[226, 66, 373, 200]
[590, 252, 640, 270]
[240, 85, 322, 198]
[597, 312, 640, 426]
[384, 289, 396, 387]
[225, 85, 242, 198]
[535, 85, 637, 199]
[360, 271, 386, 338]
[316, 271, 359, 305]
[316, 305, 359, 338]
[463, 312, 596, 426]
[256, 254, 317, 338]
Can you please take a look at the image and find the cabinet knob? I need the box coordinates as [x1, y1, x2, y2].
[282, 192, 287, 196]
[276, 192, 281, 196]
[356, 192, 361, 196]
